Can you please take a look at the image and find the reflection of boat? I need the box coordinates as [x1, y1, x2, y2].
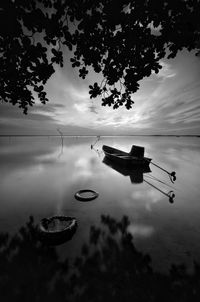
[103, 157, 175, 203]
[102, 145, 151, 167]
[103, 156, 151, 184]
[38, 216, 78, 245]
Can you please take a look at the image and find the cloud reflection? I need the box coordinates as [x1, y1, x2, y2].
[128, 224, 155, 238]
[132, 188, 162, 210]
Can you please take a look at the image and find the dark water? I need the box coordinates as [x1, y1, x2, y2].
[1, 136, 200, 300]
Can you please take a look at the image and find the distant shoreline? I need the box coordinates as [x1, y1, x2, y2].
[0, 134, 200, 138]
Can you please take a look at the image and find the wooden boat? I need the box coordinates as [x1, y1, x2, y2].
[102, 145, 151, 167]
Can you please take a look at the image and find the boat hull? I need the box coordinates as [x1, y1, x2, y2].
[102, 145, 151, 167]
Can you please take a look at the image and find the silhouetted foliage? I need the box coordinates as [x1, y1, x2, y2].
[1, 215, 200, 301]
[1, 0, 200, 113]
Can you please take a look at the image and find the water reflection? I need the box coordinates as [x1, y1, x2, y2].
[103, 156, 151, 183]
[1, 136, 200, 274]
[1, 215, 200, 302]
[103, 156, 175, 203]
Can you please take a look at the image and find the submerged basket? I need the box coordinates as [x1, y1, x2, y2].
[38, 215, 77, 245]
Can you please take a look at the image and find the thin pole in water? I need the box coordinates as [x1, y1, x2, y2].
[57, 128, 64, 157]
[91, 135, 101, 149]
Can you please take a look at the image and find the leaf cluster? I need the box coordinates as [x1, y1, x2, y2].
[0, 0, 200, 113]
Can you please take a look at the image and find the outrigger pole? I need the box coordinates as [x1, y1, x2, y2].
[144, 179, 175, 203]
[150, 161, 176, 183]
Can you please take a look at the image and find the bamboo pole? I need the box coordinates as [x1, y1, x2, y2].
[150, 161, 176, 183]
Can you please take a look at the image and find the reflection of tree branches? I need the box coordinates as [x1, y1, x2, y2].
[1, 216, 200, 301]
[0, 216, 65, 301]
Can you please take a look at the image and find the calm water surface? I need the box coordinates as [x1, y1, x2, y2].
[1, 136, 200, 299]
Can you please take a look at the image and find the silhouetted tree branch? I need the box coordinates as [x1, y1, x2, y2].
[0, 0, 200, 113]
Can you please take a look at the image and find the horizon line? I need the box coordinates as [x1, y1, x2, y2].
[0, 134, 200, 137]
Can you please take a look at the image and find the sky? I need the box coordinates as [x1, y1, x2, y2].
[1, 49, 200, 135]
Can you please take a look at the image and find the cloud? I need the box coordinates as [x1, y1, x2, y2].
[31, 103, 66, 113]
[0, 102, 70, 135]
[148, 81, 200, 131]
[1, 49, 199, 135]
[154, 61, 176, 80]
[132, 189, 162, 204]
[74, 102, 89, 113]
[88, 104, 98, 114]
[148, 21, 162, 36]
[33, 51, 199, 135]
